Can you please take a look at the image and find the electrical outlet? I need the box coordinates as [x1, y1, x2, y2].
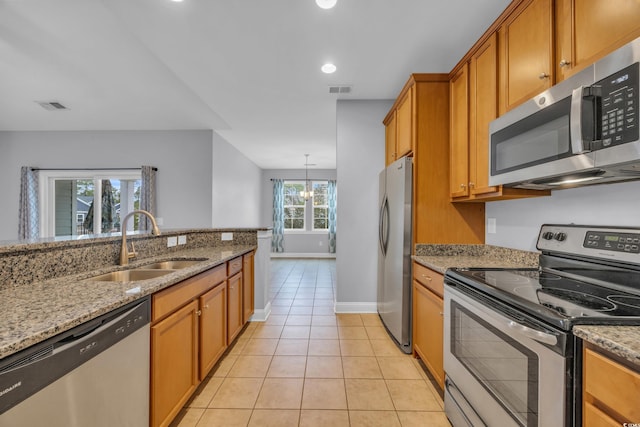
[487, 218, 497, 234]
[178, 235, 187, 245]
[221, 232, 233, 241]
[167, 236, 178, 247]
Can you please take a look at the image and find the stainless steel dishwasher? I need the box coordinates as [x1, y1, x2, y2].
[0, 297, 150, 427]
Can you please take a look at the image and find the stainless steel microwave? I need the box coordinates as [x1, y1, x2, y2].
[489, 37, 640, 190]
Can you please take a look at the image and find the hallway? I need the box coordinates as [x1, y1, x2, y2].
[172, 259, 449, 426]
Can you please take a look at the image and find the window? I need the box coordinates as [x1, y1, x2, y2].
[283, 181, 305, 230]
[282, 180, 329, 232]
[39, 170, 142, 238]
[312, 181, 329, 231]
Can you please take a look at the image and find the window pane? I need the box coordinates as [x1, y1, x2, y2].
[314, 218, 328, 229]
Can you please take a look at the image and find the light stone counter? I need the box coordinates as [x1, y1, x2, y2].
[573, 325, 640, 368]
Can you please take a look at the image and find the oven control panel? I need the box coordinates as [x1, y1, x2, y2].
[537, 224, 640, 263]
[583, 231, 640, 253]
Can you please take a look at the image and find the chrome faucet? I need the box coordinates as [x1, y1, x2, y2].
[120, 210, 161, 266]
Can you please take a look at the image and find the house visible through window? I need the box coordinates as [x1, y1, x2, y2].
[283, 180, 329, 232]
[39, 170, 142, 237]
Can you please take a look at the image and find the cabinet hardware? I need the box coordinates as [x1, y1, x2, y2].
[460, 183, 467, 189]
[204, 305, 210, 309]
[559, 59, 571, 67]
[421, 274, 433, 281]
[196, 310, 202, 316]
[469, 182, 475, 188]
[539, 72, 550, 80]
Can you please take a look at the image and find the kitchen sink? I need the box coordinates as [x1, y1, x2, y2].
[136, 259, 207, 270]
[90, 269, 173, 282]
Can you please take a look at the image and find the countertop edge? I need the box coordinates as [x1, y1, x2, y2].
[573, 325, 640, 368]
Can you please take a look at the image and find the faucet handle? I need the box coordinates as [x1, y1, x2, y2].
[128, 241, 137, 259]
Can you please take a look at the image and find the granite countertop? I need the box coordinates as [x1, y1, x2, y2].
[573, 325, 640, 368]
[412, 244, 540, 274]
[0, 245, 255, 360]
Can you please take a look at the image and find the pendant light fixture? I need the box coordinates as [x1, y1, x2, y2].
[300, 154, 314, 201]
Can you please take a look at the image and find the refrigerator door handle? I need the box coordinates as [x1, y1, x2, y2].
[379, 196, 386, 256]
[381, 196, 390, 255]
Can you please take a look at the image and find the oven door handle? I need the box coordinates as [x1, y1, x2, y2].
[508, 320, 558, 346]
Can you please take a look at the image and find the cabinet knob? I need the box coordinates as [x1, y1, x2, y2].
[539, 72, 550, 80]
[559, 59, 571, 68]
[439, 312, 443, 316]
[460, 183, 466, 189]
[421, 274, 432, 281]
[204, 304, 210, 309]
[469, 182, 475, 189]
[196, 310, 202, 316]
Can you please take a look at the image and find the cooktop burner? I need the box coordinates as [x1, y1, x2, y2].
[537, 288, 616, 311]
[608, 295, 640, 309]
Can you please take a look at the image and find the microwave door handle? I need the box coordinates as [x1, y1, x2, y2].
[570, 85, 590, 154]
[507, 320, 558, 346]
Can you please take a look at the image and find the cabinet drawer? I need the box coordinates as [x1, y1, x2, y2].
[152, 264, 226, 322]
[583, 401, 620, 427]
[584, 347, 640, 422]
[228, 256, 243, 276]
[412, 262, 444, 297]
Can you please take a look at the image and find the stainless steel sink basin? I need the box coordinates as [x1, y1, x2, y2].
[136, 259, 206, 270]
[90, 269, 173, 282]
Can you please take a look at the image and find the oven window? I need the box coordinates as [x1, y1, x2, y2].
[451, 301, 538, 427]
[492, 96, 572, 175]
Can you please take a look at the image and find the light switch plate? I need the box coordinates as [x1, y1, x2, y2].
[487, 218, 497, 234]
[178, 235, 187, 245]
[167, 236, 178, 247]
[221, 232, 233, 241]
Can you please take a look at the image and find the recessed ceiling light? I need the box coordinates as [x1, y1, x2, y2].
[321, 63, 337, 74]
[316, 0, 337, 9]
[171, 0, 184, 2]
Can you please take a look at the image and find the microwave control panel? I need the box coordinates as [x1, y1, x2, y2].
[583, 231, 640, 254]
[599, 62, 638, 148]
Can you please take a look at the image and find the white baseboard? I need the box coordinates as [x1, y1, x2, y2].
[270, 252, 336, 259]
[250, 301, 272, 322]
[334, 302, 378, 313]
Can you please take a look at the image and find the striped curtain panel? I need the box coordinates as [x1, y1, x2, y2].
[328, 180, 337, 253]
[18, 167, 40, 240]
[272, 179, 285, 253]
[139, 166, 157, 231]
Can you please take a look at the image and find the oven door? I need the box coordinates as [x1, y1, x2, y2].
[444, 283, 570, 427]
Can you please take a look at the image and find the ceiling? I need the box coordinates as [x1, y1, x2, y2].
[0, 0, 511, 169]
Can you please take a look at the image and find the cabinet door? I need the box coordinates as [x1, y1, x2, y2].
[243, 252, 255, 324]
[470, 33, 499, 196]
[151, 300, 199, 427]
[556, 0, 640, 80]
[583, 401, 620, 427]
[450, 63, 470, 199]
[412, 280, 444, 389]
[500, 0, 553, 113]
[385, 111, 397, 166]
[227, 272, 244, 344]
[199, 282, 227, 380]
[396, 87, 413, 158]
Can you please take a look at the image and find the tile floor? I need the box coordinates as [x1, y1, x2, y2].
[171, 259, 450, 427]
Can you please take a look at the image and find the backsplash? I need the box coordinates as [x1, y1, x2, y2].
[0, 229, 259, 288]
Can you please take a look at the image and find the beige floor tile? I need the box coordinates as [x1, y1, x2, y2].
[342, 357, 382, 379]
[336, 314, 364, 326]
[285, 315, 312, 326]
[301, 378, 348, 409]
[344, 379, 394, 410]
[360, 313, 383, 326]
[171, 407, 204, 427]
[275, 339, 309, 356]
[305, 356, 343, 378]
[397, 411, 451, 427]
[264, 314, 288, 325]
[339, 339, 374, 356]
[370, 339, 406, 357]
[312, 306, 335, 316]
[255, 378, 304, 409]
[308, 339, 341, 356]
[292, 298, 314, 307]
[281, 325, 311, 339]
[241, 338, 279, 356]
[309, 325, 339, 339]
[299, 410, 350, 427]
[195, 409, 252, 427]
[338, 326, 369, 340]
[349, 410, 401, 427]
[212, 355, 238, 377]
[386, 379, 442, 411]
[289, 306, 314, 315]
[377, 357, 423, 379]
[209, 378, 263, 408]
[313, 299, 334, 307]
[267, 355, 307, 377]
[365, 325, 390, 340]
[269, 306, 291, 315]
[189, 377, 224, 408]
[248, 409, 300, 427]
[311, 315, 337, 326]
[227, 355, 272, 378]
[272, 298, 294, 306]
[296, 290, 316, 297]
[228, 337, 249, 355]
[251, 325, 284, 339]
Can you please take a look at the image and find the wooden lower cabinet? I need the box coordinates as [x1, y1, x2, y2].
[151, 300, 199, 427]
[412, 263, 444, 389]
[199, 282, 227, 381]
[243, 252, 255, 323]
[227, 271, 244, 344]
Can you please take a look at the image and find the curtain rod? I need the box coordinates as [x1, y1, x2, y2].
[270, 178, 335, 181]
[30, 167, 158, 171]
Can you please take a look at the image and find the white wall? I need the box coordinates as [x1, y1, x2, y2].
[335, 99, 392, 310]
[261, 169, 337, 254]
[486, 180, 640, 251]
[212, 131, 263, 227]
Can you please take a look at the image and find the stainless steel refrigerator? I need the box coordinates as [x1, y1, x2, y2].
[377, 156, 413, 354]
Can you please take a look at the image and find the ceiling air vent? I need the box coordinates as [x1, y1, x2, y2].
[328, 85, 352, 94]
[36, 101, 69, 111]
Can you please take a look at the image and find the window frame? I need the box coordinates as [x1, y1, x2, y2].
[282, 180, 306, 232]
[311, 180, 329, 232]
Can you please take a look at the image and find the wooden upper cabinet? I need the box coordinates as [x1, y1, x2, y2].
[556, 0, 640, 81]
[449, 64, 470, 199]
[396, 86, 414, 159]
[499, 0, 553, 113]
[385, 111, 397, 166]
